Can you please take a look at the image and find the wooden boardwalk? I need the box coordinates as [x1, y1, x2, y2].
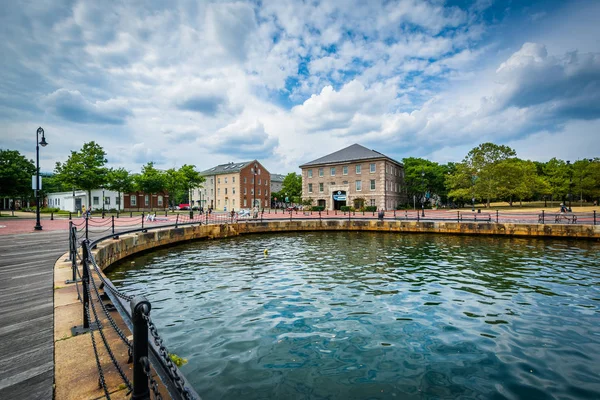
[0, 230, 69, 399]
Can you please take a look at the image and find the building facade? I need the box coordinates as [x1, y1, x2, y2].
[270, 174, 285, 194]
[122, 191, 169, 211]
[299, 144, 406, 210]
[191, 160, 271, 211]
[46, 189, 124, 212]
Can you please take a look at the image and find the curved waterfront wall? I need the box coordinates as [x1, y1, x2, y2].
[93, 220, 600, 270]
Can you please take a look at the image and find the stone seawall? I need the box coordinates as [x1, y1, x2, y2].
[92, 220, 600, 270]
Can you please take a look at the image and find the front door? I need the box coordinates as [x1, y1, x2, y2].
[332, 191, 347, 210]
[75, 198, 82, 212]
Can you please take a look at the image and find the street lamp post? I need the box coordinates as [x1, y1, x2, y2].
[567, 160, 572, 209]
[421, 168, 425, 217]
[34, 127, 48, 231]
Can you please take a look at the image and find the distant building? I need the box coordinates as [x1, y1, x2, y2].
[191, 160, 271, 211]
[47, 189, 123, 212]
[122, 191, 169, 211]
[299, 143, 406, 210]
[270, 174, 286, 194]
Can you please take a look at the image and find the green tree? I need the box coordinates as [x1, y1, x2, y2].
[180, 164, 204, 205]
[542, 158, 569, 207]
[106, 168, 134, 210]
[0, 149, 36, 205]
[464, 143, 517, 207]
[54, 141, 108, 207]
[164, 168, 185, 205]
[496, 159, 544, 206]
[281, 173, 302, 199]
[133, 162, 166, 209]
[446, 162, 473, 206]
[402, 158, 451, 206]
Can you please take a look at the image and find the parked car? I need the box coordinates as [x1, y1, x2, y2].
[238, 209, 251, 217]
[178, 203, 190, 210]
[286, 206, 299, 211]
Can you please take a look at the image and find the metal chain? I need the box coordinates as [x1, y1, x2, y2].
[141, 356, 163, 400]
[84, 298, 111, 399]
[85, 244, 134, 302]
[142, 313, 196, 400]
[88, 265, 132, 349]
[83, 267, 133, 392]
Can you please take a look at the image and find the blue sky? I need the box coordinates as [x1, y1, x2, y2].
[1, 0, 599, 174]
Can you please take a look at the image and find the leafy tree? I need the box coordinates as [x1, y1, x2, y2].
[180, 164, 204, 204]
[54, 141, 108, 207]
[446, 162, 474, 206]
[164, 168, 184, 205]
[281, 173, 302, 199]
[403, 158, 451, 206]
[0, 149, 36, 204]
[496, 159, 544, 206]
[464, 143, 517, 207]
[106, 168, 134, 210]
[542, 158, 569, 207]
[133, 162, 166, 209]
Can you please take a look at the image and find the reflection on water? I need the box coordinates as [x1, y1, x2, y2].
[108, 232, 600, 399]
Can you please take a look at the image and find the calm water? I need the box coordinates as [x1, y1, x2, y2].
[108, 232, 600, 399]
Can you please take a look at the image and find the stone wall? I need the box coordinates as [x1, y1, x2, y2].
[92, 220, 600, 272]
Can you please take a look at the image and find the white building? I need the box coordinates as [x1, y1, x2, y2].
[46, 189, 124, 213]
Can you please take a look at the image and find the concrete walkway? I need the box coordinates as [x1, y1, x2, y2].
[0, 231, 67, 399]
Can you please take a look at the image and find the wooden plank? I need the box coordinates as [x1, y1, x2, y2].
[0, 231, 67, 399]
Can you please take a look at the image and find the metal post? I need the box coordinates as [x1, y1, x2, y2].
[130, 211, 133, 218]
[130, 296, 151, 400]
[457, 211, 460, 223]
[541, 210, 545, 224]
[417, 210, 420, 222]
[112, 216, 115, 236]
[69, 226, 79, 284]
[496, 210, 499, 223]
[69, 212, 72, 220]
[141, 213, 144, 231]
[176, 214, 179, 228]
[205, 211, 208, 225]
[68, 221, 73, 261]
[594, 210, 596, 226]
[71, 241, 99, 335]
[319, 211, 321, 220]
[85, 215, 89, 240]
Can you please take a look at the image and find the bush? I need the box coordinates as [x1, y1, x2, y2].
[192, 206, 198, 211]
[340, 206, 355, 212]
[364, 206, 377, 212]
[40, 207, 60, 213]
[108, 208, 118, 213]
[311, 206, 324, 211]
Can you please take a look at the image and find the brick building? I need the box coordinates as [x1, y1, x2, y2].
[299, 144, 407, 210]
[122, 191, 169, 211]
[192, 161, 271, 211]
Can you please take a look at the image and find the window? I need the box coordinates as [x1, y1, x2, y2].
[308, 169, 313, 178]
[266, 180, 268, 186]
[244, 199, 247, 206]
[355, 165, 361, 174]
[144, 195, 149, 206]
[370, 199, 375, 206]
[258, 169, 261, 175]
[218, 178, 221, 184]
[225, 177, 228, 183]
[244, 177, 247, 183]
[356, 180, 362, 191]
[244, 187, 247, 195]
[330, 167, 336, 176]
[370, 179, 375, 190]
[158, 196, 163, 206]
[343, 166, 348, 175]
[233, 177, 235, 183]
[105, 197, 111, 205]
[342, 180, 348, 185]
[225, 188, 228, 195]
[251, 189, 254, 195]
[218, 188, 221, 195]
[93, 197, 99, 206]
[211, 189, 214, 195]
[258, 188, 261, 195]
[130, 196, 136, 206]
[116, 197, 120, 205]
[319, 183, 324, 192]
[258, 179, 261, 185]
[252, 177, 254, 184]
[265, 190, 268, 197]
[370, 163, 376, 173]
[308, 183, 313, 193]
[330, 181, 335, 185]
[218, 200, 221, 205]
[319, 168, 324, 177]
[233, 188, 236, 194]
[210, 178, 213, 184]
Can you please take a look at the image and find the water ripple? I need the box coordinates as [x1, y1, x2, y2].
[108, 232, 600, 399]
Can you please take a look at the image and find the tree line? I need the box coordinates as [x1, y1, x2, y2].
[405, 143, 600, 208]
[0, 142, 204, 209]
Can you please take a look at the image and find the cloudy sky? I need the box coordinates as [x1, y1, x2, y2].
[1, 0, 599, 174]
